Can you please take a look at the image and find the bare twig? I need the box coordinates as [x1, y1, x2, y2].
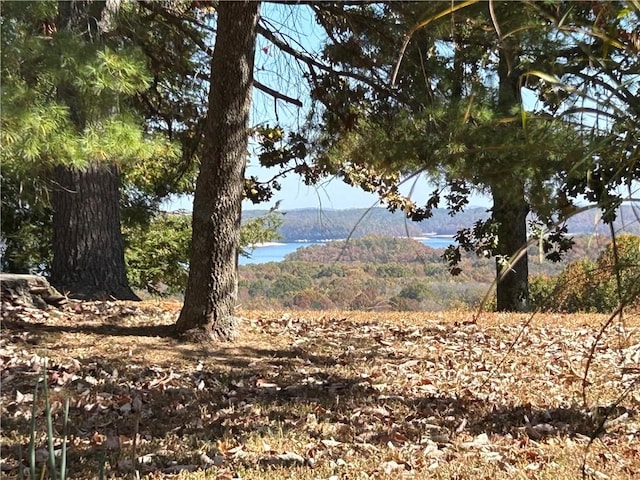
[257, 24, 389, 94]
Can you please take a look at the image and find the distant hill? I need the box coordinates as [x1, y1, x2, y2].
[242, 205, 639, 242]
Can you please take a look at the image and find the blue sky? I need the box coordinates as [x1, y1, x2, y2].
[172, 4, 636, 214]
[167, 4, 637, 215]
[167, 170, 493, 212]
[167, 3, 494, 213]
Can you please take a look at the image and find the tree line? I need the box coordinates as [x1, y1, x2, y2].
[2, 1, 638, 341]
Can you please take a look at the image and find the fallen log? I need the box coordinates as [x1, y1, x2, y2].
[0, 273, 67, 309]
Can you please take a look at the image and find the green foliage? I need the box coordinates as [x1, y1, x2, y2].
[315, 264, 346, 278]
[531, 3, 640, 218]
[0, 1, 227, 289]
[123, 211, 283, 295]
[0, 2, 173, 172]
[124, 213, 191, 294]
[240, 211, 284, 257]
[0, 167, 52, 274]
[398, 282, 431, 301]
[593, 234, 640, 312]
[0, 0, 189, 282]
[267, 273, 313, 300]
[290, 1, 637, 311]
[306, 1, 587, 218]
[553, 259, 600, 313]
[376, 264, 411, 278]
[528, 275, 557, 311]
[530, 235, 640, 313]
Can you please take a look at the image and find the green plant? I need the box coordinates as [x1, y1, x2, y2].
[124, 213, 192, 294]
[20, 361, 110, 480]
[398, 282, 431, 301]
[22, 361, 73, 480]
[594, 234, 640, 312]
[538, 235, 640, 313]
[529, 275, 557, 312]
[124, 210, 283, 295]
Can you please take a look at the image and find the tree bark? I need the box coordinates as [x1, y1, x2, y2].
[175, 1, 260, 341]
[1, 273, 67, 309]
[491, 42, 530, 312]
[50, 0, 138, 301]
[491, 181, 530, 311]
[51, 163, 139, 300]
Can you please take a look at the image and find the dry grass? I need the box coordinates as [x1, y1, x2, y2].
[1, 300, 639, 479]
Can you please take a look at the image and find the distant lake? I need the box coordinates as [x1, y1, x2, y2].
[239, 237, 455, 265]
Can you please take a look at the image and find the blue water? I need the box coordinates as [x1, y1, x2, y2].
[239, 237, 455, 265]
[239, 242, 325, 265]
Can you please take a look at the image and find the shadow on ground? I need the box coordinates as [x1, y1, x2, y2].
[1, 314, 628, 478]
[2, 317, 177, 338]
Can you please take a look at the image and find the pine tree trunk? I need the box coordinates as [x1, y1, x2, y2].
[491, 43, 530, 312]
[491, 181, 530, 311]
[175, 1, 260, 341]
[49, 0, 138, 301]
[51, 163, 139, 300]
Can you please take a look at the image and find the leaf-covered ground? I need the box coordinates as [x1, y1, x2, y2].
[1, 300, 639, 479]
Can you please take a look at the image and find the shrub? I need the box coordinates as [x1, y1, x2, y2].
[544, 235, 640, 313]
[314, 265, 346, 278]
[550, 259, 600, 312]
[267, 273, 312, 299]
[595, 234, 640, 312]
[398, 282, 431, 301]
[288, 288, 335, 309]
[529, 275, 558, 312]
[376, 263, 410, 278]
[124, 213, 190, 294]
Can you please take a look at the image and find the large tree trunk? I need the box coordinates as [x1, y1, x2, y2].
[51, 163, 139, 300]
[491, 42, 530, 312]
[175, 1, 260, 341]
[491, 181, 530, 311]
[50, 0, 138, 301]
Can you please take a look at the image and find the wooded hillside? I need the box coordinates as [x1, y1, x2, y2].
[242, 206, 640, 242]
[237, 234, 638, 312]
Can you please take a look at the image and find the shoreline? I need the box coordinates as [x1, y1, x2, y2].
[250, 241, 287, 248]
[250, 236, 456, 248]
[411, 235, 455, 240]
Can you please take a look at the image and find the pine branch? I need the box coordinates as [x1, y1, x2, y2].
[138, 1, 213, 53]
[140, 1, 389, 103]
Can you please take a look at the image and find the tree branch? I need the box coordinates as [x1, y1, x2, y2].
[139, 1, 303, 107]
[139, 1, 214, 53]
[256, 23, 390, 94]
[253, 80, 303, 107]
